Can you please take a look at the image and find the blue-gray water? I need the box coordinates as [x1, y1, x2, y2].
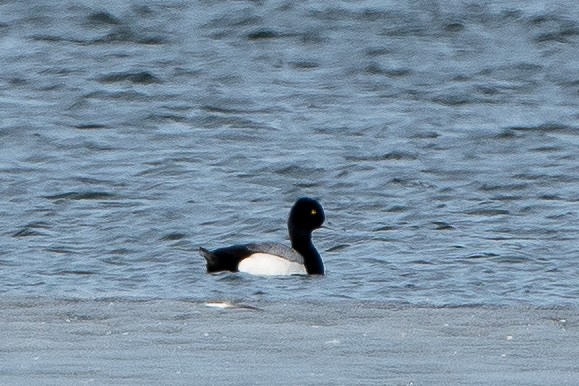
[1, 0, 578, 308]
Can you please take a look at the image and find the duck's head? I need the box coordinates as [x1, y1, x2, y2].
[288, 197, 325, 235]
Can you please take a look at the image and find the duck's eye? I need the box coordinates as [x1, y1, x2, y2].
[311, 209, 317, 215]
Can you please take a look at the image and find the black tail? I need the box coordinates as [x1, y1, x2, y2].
[199, 246, 245, 273]
[199, 247, 216, 269]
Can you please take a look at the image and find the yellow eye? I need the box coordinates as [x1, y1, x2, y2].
[311, 209, 317, 215]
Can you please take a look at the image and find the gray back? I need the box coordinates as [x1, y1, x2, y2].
[246, 242, 304, 264]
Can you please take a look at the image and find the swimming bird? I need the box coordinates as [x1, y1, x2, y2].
[199, 197, 325, 275]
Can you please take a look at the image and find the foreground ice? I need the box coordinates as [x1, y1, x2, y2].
[0, 297, 576, 385]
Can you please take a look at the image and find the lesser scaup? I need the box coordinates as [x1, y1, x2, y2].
[199, 197, 325, 275]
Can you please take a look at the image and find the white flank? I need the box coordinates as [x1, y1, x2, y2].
[238, 253, 307, 276]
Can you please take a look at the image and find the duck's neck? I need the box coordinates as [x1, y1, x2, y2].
[290, 227, 324, 275]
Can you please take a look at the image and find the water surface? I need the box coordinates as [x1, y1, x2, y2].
[0, 1, 578, 307]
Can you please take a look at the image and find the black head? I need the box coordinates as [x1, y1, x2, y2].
[288, 197, 325, 234]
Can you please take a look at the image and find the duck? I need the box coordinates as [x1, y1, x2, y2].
[199, 197, 325, 275]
